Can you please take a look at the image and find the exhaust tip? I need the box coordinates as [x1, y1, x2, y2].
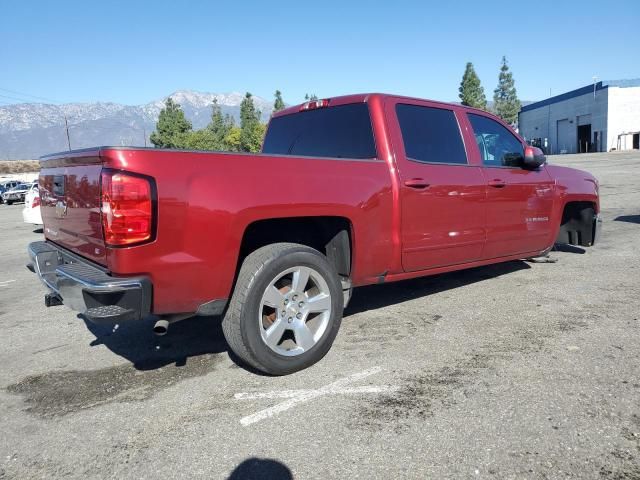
[153, 319, 169, 336]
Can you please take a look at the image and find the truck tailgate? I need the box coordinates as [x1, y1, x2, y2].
[39, 150, 107, 266]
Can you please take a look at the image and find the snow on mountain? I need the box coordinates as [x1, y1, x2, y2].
[0, 90, 275, 159]
[0, 102, 128, 132]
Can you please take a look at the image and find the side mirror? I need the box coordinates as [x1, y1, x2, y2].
[524, 146, 546, 169]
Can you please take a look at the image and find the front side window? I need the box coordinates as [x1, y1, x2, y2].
[262, 103, 376, 159]
[468, 114, 524, 167]
[396, 104, 468, 165]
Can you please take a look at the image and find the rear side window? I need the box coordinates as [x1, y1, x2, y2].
[396, 104, 467, 164]
[468, 113, 524, 167]
[262, 103, 376, 159]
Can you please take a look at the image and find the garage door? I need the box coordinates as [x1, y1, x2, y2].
[557, 119, 570, 154]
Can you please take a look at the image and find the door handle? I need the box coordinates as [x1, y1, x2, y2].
[404, 178, 430, 189]
[488, 179, 506, 188]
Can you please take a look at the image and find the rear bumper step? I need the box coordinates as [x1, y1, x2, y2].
[27, 241, 151, 324]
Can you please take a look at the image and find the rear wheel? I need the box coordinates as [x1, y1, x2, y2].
[222, 243, 343, 375]
[6, 200, 12, 205]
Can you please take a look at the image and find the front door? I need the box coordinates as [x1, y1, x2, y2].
[467, 112, 555, 259]
[388, 101, 486, 272]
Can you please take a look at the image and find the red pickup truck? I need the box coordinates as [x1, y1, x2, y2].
[28, 94, 601, 374]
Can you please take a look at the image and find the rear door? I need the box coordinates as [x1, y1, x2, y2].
[40, 151, 107, 265]
[386, 99, 486, 272]
[465, 112, 555, 258]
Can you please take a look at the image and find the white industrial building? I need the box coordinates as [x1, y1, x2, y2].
[518, 79, 640, 154]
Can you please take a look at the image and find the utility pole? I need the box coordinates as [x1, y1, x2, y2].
[143, 126, 147, 147]
[64, 115, 71, 151]
[547, 87, 552, 154]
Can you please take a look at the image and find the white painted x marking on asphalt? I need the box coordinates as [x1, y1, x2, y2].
[235, 366, 398, 426]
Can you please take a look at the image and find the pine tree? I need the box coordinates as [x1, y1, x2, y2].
[207, 98, 234, 149]
[458, 62, 487, 110]
[273, 90, 285, 112]
[492, 56, 521, 126]
[208, 98, 224, 133]
[150, 98, 192, 148]
[240, 93, 258, 128]
[239, 92, 263, 152]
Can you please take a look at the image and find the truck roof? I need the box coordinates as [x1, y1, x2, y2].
[272, 93, 488, 119]
[41, 94, 493, 160]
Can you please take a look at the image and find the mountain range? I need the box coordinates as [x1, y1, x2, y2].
[0, 91, 275, 159]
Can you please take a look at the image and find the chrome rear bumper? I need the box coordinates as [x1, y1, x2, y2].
[27, 241, 151, 323]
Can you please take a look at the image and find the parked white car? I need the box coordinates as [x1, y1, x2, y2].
[22, 184, 42, 225]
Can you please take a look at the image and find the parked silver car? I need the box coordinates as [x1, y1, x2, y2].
[1, 182, 34, 205]
[0, 180, 20, 204]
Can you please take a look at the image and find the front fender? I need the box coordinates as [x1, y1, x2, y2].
[546, 164, 600, 246]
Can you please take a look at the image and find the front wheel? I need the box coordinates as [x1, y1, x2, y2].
[222, 243, 344, 375]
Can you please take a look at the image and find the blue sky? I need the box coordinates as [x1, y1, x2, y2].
[2, 0, 639, 106]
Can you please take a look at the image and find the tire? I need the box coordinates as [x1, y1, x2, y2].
[222, 242, 344, 375]
[6, 200, 12, 205]
[581, 207, 595, 246]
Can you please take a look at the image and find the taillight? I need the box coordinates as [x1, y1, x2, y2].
[300, 99, 330, 111]
[101, 171, 154, 246]
[32, 195, 41, 208]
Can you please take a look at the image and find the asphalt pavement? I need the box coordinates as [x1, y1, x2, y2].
[1, 152, 639, 479]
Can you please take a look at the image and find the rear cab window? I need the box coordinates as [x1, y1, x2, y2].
[262, 103, 377, 159]
[395, 104, 468, 165]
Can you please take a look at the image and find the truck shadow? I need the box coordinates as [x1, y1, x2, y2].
[83, 314, 229, 371]
[614, 214, 640, 224]
[84, 260, 532, 372]
[345, 260, 530, 317]
[552, 243, 586, 254]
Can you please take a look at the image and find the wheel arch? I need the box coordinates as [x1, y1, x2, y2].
[556, 200, 598, 247]
[237, 216, 354, 280]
